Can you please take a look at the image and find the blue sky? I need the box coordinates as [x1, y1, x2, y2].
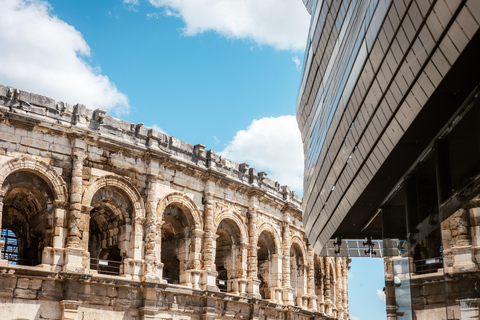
[0, 0, 386, 318]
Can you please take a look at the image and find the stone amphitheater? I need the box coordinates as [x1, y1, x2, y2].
[0, 84, 349, 320]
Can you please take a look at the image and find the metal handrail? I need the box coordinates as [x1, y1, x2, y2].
[90, 258, 122, 275]
[413, 256, 443, 274]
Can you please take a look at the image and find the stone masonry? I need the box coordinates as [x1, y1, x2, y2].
[0, 85, 350, 320]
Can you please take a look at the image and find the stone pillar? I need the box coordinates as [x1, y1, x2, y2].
[342, 258, 349, 317]
[470, 206, 480, 269]
[443, 208, 476, 273]
[60, 300, 81, 320]
[40, 200, 69, 271]
[201, 183, 218, 290]
[325, 259, 332, 315]
[190, 228, 204, 289]
[336, 258, 344, 319]
[282, 221, 293, 305]
[307, 245, 317, 311]
[64, 144, 88, 273]
[203, 196, 215, 271]
[270, 253, 283, 302]
[247, 197, 261, 297]
[229, 242, 248, 295]
[123, 213, 145, 280]
[0, 194, 6, 266]
[384, 257, 398, 320]
[144, 173, 161, 281]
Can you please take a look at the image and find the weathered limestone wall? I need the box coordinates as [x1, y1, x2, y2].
[0, 85, 349, 320]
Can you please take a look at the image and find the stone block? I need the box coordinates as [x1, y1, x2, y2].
[29, 279, 43, 290]
[1, 133, 21, 143]
[30, 93, 55, 109]
[14, 288, 37, 299]
[78, 293, 111, 305]
[18, 90, 31, 103]
[16, 278, 30, 289]
[0, 84, 7, 97]
[0, 277, 17, 297]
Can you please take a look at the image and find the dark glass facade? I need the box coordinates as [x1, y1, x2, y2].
[297, 0, 480, 318]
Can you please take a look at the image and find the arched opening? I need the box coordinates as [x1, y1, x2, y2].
[290, 243, 305, 305]
[1, 171, 54, 266]
[1, 229, 19, 263]
[161, 204, 192, 284]
[215, 219, 242, 292]
[257, 231, 277, 299]
[88, 186, 132, 275]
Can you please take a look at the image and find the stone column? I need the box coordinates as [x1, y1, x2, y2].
[335, 258, 344, 319]
[325, 259, 332, 315]
[443, 208, 476, 273]
[229, 242, 248, 295]
[66, 146, 86, 248]
[41, 200, 69, 271]
[64, 143, 88, 273]
[201, 182, 218, 290]
[0, 194, 6, 266]
[189, 228, 204, 289]
[247, 197, 261, 297]
[144, 173, 161, 281]
[307, 245, 317, 311]
[343, 258, 349, 318]
[384, 257, 398, 320]
[282, 221, 293, 305]
[124, 214, 145, 280]
[203, 196, 215, 271]
[470, 206, 480, 270]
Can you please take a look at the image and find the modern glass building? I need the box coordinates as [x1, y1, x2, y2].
[297, 0, 480, 318]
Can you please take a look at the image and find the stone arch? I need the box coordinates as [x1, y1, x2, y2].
[256, 221, 282, 300]
[156, 192, 202, 285]
[82, 175, 145, 276]
[0, 157, 67, 202]
[156, 192, 202, 230]
[290, 238, 307, 306]
[214, 210, 248, 245]
[0, 157, 67, 266]
[214, 213, 248, 292]
[82, 175, 145, 218]
[257, 222, 282, 252]
[290, 236, 307, 261]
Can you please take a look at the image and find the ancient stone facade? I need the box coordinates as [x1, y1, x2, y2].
[384, 200, 480, 320]
[0, 85, 349, 320]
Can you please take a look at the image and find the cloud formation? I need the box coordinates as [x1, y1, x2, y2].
[0, 0, 129, 115]
[220, 115, 304, 193]
[148, 0, 310, 51]
[377, 288, 386, 303]
[123, 0, 139, 11]
[147, 124, 168, 135]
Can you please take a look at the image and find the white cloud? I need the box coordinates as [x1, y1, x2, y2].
[348, 271, 354, 279]
[147, 0, 310, 51]
[213, 136, 220, 144]
[0, 0, 129, 115]
[292, 56, 301, 69]
[147, 12, 160, 19]
[147, 124, 168, 135]
[350, 316, 362, 320]
[123, 0, 139, 11]
[377, 288, 386, 303]
[220, 115, 304, 193]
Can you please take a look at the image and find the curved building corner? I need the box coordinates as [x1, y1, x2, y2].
[297, 0, 480, 318]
